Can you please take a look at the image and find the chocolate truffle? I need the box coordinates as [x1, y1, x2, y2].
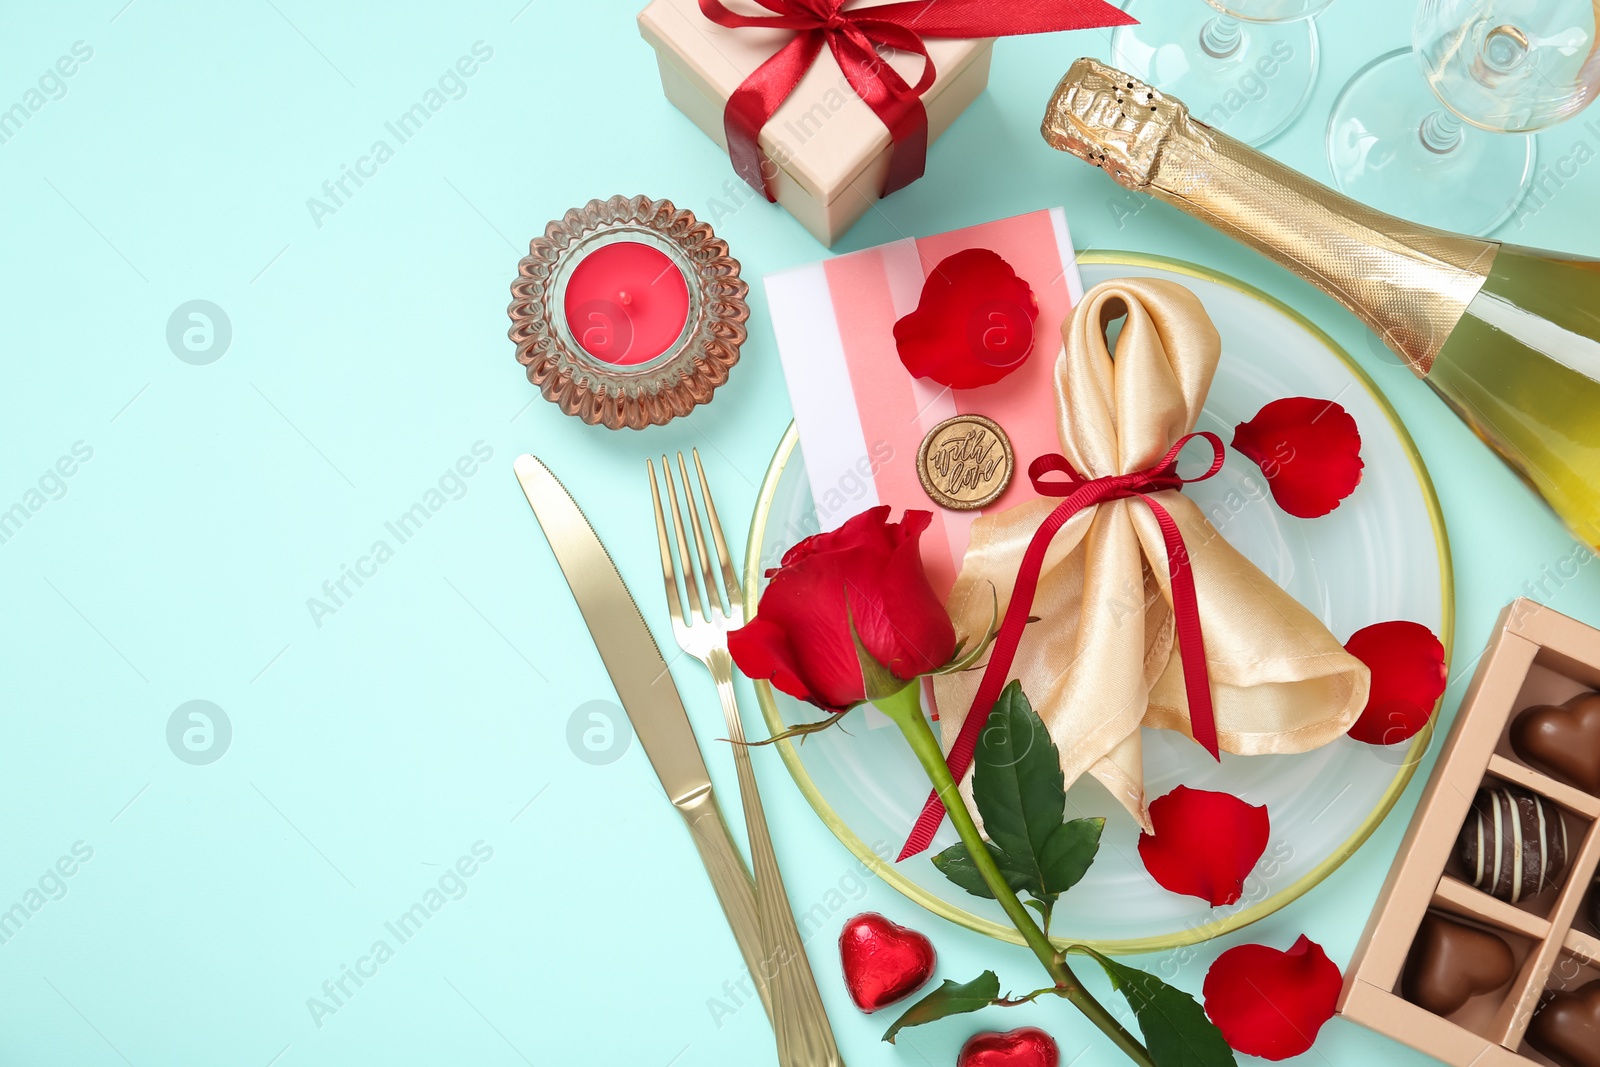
[1457, 785, 1569, 904]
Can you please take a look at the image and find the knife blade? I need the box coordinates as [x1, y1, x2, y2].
[514, 453, 715, 804]
[512, 454, 772, 1021]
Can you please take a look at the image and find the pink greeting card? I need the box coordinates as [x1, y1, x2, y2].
[764, 208, 1084, 598]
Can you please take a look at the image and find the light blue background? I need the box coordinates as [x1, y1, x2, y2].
[1, 1, 1598, 1064]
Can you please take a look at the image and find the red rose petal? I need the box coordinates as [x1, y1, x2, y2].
[1138, 786, 1270, 907]
[1232, 397, 1364, 518]
[726, 614, 819, 709]
[1204, 935, 1342, 1060]
[1344, 620, 1448, 746]
[893, 248, 1039, 390]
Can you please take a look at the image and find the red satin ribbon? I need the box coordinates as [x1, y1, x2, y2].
[898, 432, 1227, 861]
[696, 0, 1135, 201]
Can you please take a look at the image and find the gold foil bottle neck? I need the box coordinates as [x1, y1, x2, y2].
[1040, 57, 1179, 190]
[1042, 57, 1500, 377]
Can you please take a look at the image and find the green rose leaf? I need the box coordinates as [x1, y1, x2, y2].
[1080, 949, 1237, 1067]
[931, 842, 996, 899]
[930, 683, 1107, 906]
[881, 970, 1001, 1044]
[1039, 817, 1104, 896]
[973, 682, 1067, 879]
[931, 841, 1038, 900]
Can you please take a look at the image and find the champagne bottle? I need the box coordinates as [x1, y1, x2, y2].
[1043, 58, 1600, 549]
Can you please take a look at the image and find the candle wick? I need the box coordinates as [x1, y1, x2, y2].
[618, 291, 633, 306]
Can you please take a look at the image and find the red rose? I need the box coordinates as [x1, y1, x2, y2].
[1204, 935, 1342, 1060]
[730, 507, 957, 711]
[893, 249, 1040, 390]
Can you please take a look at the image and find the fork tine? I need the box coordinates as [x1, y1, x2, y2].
[661, 454, 706, 621]
[676, 452, 724, 616]
[648, 459, 686, 627]
[692, 449, 742, 610]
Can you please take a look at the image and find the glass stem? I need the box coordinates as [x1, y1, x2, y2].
[1200, 15, 1243, 60]
[1419, 108, 1464, 154]
[871, 684, 1156, 1067]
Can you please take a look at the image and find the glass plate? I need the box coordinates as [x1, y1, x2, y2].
[743, 251, 1455, 954]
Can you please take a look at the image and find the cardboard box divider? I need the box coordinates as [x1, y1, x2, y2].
[1340, 598, 1600, 1065]
[1567, 928, 1600, 960]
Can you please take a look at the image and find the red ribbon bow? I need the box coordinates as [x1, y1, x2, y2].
[899, 432, 1227, 860]
[697, 0, 1135, 201]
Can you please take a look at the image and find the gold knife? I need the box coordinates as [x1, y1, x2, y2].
[513, 454, 773, 1023]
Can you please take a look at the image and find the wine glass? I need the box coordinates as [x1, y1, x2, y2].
[1327, 0, 1600, 235]
[1111, 0, 1335, 146]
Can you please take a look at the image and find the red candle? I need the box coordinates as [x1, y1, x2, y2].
[562, 241, 691, 366]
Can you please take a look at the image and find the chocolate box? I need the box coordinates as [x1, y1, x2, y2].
[1341, 598, 1600, 1066]
[637, 0, 993, 246]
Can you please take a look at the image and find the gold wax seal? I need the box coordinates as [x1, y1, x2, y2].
[917, 415, 1014, 511]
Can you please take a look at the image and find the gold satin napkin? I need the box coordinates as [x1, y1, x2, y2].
[931, 277, 1370, 829]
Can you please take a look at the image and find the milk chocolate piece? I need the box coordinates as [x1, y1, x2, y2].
[1401, 913, 1515, 1016]
[1527, 979, 1600, 1067]
[1511, 692, 1600, 794]
[1457, 785, 1569, 904]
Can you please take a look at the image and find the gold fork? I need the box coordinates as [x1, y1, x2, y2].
[650, 450, 845, 1067]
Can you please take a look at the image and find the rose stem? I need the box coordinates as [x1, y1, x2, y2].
[873, 683, 1156, 1067]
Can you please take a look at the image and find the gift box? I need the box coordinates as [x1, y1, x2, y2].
[637, 0, 993, 246]
[1340, 598, 1600, 1066]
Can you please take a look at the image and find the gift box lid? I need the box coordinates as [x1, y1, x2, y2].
[639, 0, 989, 205]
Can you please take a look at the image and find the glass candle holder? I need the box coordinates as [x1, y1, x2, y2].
[508, 195, 748, 430]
